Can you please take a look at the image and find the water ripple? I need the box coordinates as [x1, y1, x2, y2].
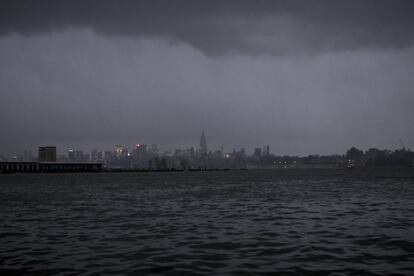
[1, 170, 414, 275]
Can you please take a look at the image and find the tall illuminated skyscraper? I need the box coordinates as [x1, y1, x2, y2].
[114, 145, 124, 159]
[199, 130, 207, 155]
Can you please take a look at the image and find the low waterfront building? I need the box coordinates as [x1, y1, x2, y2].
[38, 146, 57, 162]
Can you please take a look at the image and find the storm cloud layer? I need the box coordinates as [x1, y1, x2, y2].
[1, 1, 414, 156]
[2, 0, 414, 56]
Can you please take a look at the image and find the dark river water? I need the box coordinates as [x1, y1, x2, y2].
[1, 169, 414, 275]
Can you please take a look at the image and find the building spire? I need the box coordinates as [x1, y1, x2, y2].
[200, 129, 207, 155]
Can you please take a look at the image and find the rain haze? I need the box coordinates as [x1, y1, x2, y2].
[1, 0, 414, 156]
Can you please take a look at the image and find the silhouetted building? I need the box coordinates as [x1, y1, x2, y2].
[199, 130, 207, 155]
[132, 144, 148, 168]
[150, 144, 159, 155]
[91, 149, 103, 162]
[134, 144, 147, 156]
[68, 149, 88, 162]
[253, 148, 262, 157]
[346, 147, 364, 160]
[23, 150, 32, 162]
[38, 146, 56, 162]
[68, 149, 75, 161]
[114, 145, 125, 159]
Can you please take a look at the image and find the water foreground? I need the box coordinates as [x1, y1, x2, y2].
[1, 169, 414, 275]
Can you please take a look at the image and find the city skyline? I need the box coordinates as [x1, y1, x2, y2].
[3, 138, 412, 164]
[1, 129, 413, 160]
[3, 139, 412, 172]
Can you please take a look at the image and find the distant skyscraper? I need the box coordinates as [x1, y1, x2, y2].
[68, 149, 85, 162]
[150, 144, 158, 155]
[23, 150, 32, 161]
[199, 130, 207, 155]
[253, 147, 262, 157]
[114, 145, 124, 159]
[38, 146, 56, 162]
[68, 149, 75, 161]
[133, 144, 147, 161]
[91, 149, 103, 162]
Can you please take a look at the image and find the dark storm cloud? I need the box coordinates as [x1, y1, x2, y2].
[1, 0, 414, 56]
[1, 30, 414, 156]
[1, 1, 414, 157]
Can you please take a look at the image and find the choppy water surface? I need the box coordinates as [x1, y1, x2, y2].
[1, 169, 414, 275]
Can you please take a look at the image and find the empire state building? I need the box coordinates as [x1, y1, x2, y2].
[199, 130, 207, 155]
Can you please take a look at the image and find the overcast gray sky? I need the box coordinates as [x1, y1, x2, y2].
[1, 0, 414, 156]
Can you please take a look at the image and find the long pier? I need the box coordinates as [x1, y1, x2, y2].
[0, 162, 102, 173]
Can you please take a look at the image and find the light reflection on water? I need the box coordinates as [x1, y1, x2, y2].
[1, 170, 414, 275]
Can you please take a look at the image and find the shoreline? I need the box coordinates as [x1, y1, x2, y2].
[1, 166, 414, 175]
